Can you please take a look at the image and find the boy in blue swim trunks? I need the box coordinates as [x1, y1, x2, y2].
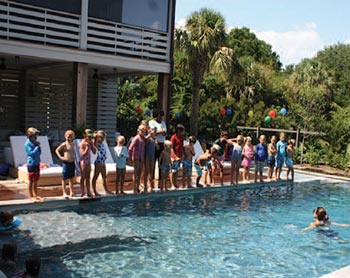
[55, 130, 76, 198]
[159, 140, 172, 191]
[286, 139, 295, 180]
[194, 148, 212, 187]
[267, 135, 277, 180]
[274, 132, 287, 180]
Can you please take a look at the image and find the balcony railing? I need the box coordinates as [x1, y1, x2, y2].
[0, 0, 170, 62]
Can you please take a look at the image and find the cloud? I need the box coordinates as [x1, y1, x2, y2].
[255, 24, 324, 66]
[175, 18, 187, 30]
[176, 19, 324, 66]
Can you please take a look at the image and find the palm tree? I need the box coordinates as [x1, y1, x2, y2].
[185, 8, 227, 136]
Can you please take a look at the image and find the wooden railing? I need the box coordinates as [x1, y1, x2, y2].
[0, 0, 170, 62]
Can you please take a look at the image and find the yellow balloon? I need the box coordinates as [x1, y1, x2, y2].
[248, 110, 254, 118]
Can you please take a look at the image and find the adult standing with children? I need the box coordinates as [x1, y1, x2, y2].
[24, 127, 42, 202]
[148, 108, 167, 179]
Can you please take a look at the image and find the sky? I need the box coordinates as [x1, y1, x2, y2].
[175, 0, 350, 66]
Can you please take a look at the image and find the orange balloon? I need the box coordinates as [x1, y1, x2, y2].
[268, 110, 276, 119]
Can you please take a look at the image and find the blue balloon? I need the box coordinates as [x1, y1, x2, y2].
[175, 112, 181, 118]
[226, 108, 232, 115]
[280, 108, 287, 116]
[145, 109, 151, 116]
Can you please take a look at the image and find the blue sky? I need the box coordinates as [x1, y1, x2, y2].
[175, 0, 350, 66]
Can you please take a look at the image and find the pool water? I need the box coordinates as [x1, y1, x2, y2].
[9, 180, 350, 278]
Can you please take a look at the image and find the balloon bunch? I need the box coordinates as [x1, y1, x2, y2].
[219, 108, 233, 116]
[264, 108, 287, 123]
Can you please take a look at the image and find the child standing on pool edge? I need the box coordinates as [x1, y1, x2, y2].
[24, 127, 42, 202]
[254, 135, 268, 183]
[286, 139, 295, 181]
[92, 130, 113, 196]
[128, 125, 146, 194]
[159, 140, 172, 191]
[78, 129, 96, 198]
[114, 135, 129, 195]
[274, 132, 287, 180]
[55, 130, 76, 198]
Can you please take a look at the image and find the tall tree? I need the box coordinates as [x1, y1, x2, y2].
[185, 8, 227, 136]
[227, 27, 282, 70]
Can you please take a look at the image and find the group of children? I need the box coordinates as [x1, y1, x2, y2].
[192, 131, 296, 188]
[24, 122, 296, 200]
[25, 127, 112, 201]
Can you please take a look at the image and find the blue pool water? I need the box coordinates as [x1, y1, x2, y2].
[7, 179, 350, 278]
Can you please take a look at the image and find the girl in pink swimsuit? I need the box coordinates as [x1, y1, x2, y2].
[241, 136, 254, 181]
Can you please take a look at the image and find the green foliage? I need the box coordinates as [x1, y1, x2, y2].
[227, 27, 282, 70]
[113, 9, 350, 171]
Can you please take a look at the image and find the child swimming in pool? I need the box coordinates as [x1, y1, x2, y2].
[302, 207, 350, 232]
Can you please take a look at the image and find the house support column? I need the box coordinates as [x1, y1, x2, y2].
[157, 73, 171, 122]
[72, 62, 88, 127]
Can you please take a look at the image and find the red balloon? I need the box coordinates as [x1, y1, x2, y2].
[220, 108, 226, 115]
[136, 107, 143, 114]
[268, 110, 276, 119]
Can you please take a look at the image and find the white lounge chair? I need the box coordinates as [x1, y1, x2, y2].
[9, 136, 63, 186]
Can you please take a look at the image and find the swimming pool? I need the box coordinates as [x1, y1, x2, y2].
[8, 179, 350, 277]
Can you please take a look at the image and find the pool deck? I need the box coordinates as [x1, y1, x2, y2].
[1, 167, 349, 210]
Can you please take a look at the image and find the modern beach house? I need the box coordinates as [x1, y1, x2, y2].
[0, 0, 176, 163]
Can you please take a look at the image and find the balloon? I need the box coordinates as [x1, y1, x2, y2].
[145, 109, 151, 116]
[248, 110, 254, 118]
[220, 108, 226, 115]
[264, 116, 271, 123]
[136, 107, 143, 114]
[226, 108, 232, 115]
[268, 110, 276, 119]
[280, 108, 287, 115]
[175, 112, 181, 118]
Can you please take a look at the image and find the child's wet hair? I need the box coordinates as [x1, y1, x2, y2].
[314, 207, 329, 222]
[0, 210, 14, 225]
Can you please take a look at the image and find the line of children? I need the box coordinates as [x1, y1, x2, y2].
[24, 125, 296, 200]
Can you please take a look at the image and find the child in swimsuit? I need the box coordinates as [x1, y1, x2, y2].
[114, 135, 129, 195]
[92, 130, 113, 196]
[159, 140, 172, 191]
[79, 129, 96, 197]
[229, 135, 244, 186]
[183, 136, 196, 188]
[241, 137, 254, 181]
[302, 207, 349, 231]
[55, 130, 76, 198]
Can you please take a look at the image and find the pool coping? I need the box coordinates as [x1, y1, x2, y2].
[1, 179, 294, 211]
